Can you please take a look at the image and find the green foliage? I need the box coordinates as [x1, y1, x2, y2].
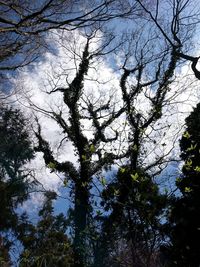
[100, 177, 107, 187]
[167, 103, 200, 266]
[184, 186, 192, 193]
[47, 162, 56, 170]
[63, 178, 68, 187]
[130, 172, 139, 182]
[182, 131, 191, 139]
[89, 144, 95, 153]
[0, 106, 35, 265]
[98, 166, 167, 267]
[194, 166, 200, 172]
[81, 155, 87, 161]
[19, 191, 73, 267]
[132, 144, 138, 151]
[119, 167, 126, 173]
[0, 107, 34, 173]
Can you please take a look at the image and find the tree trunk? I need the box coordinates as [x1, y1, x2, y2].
[73, 177, 90, 267]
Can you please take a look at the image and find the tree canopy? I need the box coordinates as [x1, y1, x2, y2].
[166, 103, 200, 266]
[0, 106, 35, 266]
[1, 1, 200, 266]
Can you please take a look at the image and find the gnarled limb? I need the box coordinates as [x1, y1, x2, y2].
[34, 120, 78, 181]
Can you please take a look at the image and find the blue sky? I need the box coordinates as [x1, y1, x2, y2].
[1, 3, 200, 265]
[9, 25, 199, 214]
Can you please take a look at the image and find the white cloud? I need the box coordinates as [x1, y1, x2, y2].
[10, 29, 200, 208]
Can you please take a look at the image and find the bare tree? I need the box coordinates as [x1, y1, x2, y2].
[136, 0, 200, 80]
[0, 0, 138, 72]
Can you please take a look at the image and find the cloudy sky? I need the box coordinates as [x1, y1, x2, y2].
[7, 25, 200, 214]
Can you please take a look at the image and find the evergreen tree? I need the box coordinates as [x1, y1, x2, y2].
[0, 106, 35, 265]
[19, 191, 73, 267]
[96, 166, 166, 267]
[167, 103, 200, 266]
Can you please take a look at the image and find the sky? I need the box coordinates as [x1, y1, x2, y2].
[1, 3, 200, 265]
[6, 27, 200, 217]
[0, 0, 200, 219]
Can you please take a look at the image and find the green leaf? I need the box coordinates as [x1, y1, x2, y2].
[176, 177, 181, 184]
[89, 144, 95, 153]
[184, 187, 192, 193]
[81, 155, 87, 161]
[131, 173, 139, 182]
[183, 131, 191, 139]
[63, 179, 68, 187]
[47, 162, 56, 169]
[120, 167, 126, 173]
[185, 158, 193, 169]
[96, 210, 102, 216]
[114, 189, 120, 196]
[132, 144, 138, 151]
[140, 128, 146, 134]
[186, 143, 197, 152]
[81, 182, 88, 187]
[164, 188, 168, 194]
[194, 166, 200, 172]
[100, 177, 107, 186]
